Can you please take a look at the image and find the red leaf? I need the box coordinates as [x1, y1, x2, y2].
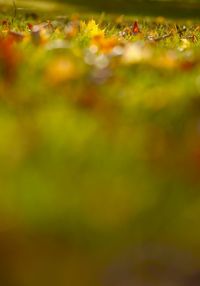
[27, 23, 33, 31]
[132, 21, 140, 34]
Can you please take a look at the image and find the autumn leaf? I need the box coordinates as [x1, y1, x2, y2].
[91, 34, 118, 54]
[80, 20, 104, 38]
[0, 36, 20, 82]
[132, 21, 140, 34]
[27, 23, 33, 31]
[45, 58, 79, 85]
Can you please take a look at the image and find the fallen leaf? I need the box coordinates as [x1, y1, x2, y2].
[132, 21, 140, 34]
[46, 58, 79, 85]
[0, 36, 20, 82]
[91, 34, 118, 54]
[80, 20, 104, 38]
[27, 23, 33, 31]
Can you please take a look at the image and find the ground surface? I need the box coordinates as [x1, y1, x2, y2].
[1, 2, 200, 286]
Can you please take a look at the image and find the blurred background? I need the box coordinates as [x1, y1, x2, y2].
[1, 0, 200, 17]
[0, 0, 200, 286]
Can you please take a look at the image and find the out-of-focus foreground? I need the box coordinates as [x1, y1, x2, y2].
[1, 1, 200, 286]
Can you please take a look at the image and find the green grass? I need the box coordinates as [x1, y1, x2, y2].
[1, 4, 200, 286]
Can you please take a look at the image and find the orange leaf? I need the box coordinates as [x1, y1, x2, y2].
[0, 36, 20, 82]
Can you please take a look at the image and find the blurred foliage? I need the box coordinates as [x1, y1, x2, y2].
[2, 0, 200, 17]
[45, 0, 200, 18]
[1, 2, 200, 286]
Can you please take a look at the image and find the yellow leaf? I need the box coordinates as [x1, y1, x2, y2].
[80, 20, 104, 38]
